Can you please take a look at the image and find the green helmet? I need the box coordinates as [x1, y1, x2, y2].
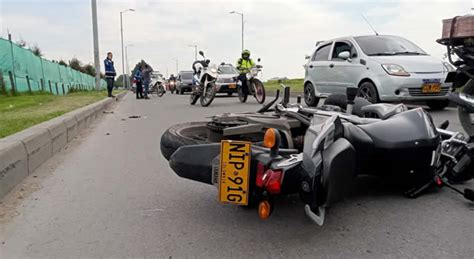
[241, 49, 251, 59]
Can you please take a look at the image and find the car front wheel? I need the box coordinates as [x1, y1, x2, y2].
[357, 81, 379, 103]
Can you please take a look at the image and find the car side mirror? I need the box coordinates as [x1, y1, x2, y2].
[338, 51, 350, 60]
[305, 55, 311, 60]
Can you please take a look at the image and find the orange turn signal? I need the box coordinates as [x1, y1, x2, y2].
[258, 200, 271, 220]
[263, 128, 276, 148]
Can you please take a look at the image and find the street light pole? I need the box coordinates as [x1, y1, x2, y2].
[91, 0, 100, 90]
[173, 59, 179, 74]
[120, 8, 134, 89]
[188, 44, 197, 60]
[230, 11, 244, 51]
[125, 44, 134, 88]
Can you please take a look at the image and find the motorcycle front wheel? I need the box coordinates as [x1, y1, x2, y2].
[238, 86, 248, 103]
[252, 79, 266, 104]
[200, 82, 216, 107]
[458, 79, 474, 135]
[189, 89, 199, 105]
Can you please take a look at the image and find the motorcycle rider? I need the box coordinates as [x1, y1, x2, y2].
[236, 49, 255, 94]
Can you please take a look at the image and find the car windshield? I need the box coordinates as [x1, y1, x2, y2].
[218, 65, 238, 74]
[181, 72, 193, 80]
[354, 35, 427, 56]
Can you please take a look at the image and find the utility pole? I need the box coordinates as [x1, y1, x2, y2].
[91, 0, 101, 90]
[120, 8, 134, 88]
[230, 11, 244, 51]
[173, 58, 179, 74]
[188, 44, 198, 60]
[125, 44, 133, 88]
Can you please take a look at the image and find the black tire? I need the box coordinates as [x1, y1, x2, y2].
[160, 122, 210, 160]
[426, 100, 450, 111]
[252, 79, 266, 104]
[200, 82, 216, 107]
[227, 92, 233, 96]
[304, 82, 320, 107]
[357, 81, 379, 103]
[238, 86, 248, 103]
[458, 79, 474, 135]
[189, 91, 199, 105]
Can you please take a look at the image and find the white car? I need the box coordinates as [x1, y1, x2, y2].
[303, 35, 454, 110]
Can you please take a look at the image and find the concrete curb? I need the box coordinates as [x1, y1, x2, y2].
[0, 91, 128, 199]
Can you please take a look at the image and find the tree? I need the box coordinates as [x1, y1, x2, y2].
[31, 44, 43, 57]
[115, 74, 125, 88]
[58, 60, 68, 67]
[69, 58, 83, 72]
[82, 64, 95, 76]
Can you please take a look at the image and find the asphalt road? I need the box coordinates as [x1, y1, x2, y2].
[1, 92, 473, 258]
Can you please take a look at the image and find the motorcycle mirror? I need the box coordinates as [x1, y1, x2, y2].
[257, 58, 261, 62]
[199, 51, 204, 57]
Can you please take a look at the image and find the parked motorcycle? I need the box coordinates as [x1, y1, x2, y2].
[151, 74, 166, 97]
[437, 15, 474, 135]
[238, 58, 266, 104]
[161, 85, 474, 225]
[189, 51, 219, 107]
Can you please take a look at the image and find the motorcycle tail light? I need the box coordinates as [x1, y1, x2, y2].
[264, 169, 283, 195]
[256, 162, 265, 187]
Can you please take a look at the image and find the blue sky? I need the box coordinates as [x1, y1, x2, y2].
[0, 0, 472, 78]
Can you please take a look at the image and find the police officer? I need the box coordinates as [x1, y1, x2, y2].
[134, 66, 143, 99]
[236, 49, 255, 94]
[104, 52, 116, 97]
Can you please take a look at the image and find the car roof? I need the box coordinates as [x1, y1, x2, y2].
[317, 34, 403, 47]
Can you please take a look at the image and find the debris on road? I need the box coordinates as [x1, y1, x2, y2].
[128, 115, 141, 119]
[103, 110, 114, 114]
[106, 132, 110, 136]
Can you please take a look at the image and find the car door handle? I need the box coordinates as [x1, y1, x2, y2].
[329, 64, 334, 68]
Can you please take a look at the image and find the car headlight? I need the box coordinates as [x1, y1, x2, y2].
[381, 64, 410, 76]
[442, 62, 454, 72]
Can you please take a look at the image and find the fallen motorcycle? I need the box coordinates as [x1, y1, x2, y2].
[161, 85, 474, 225]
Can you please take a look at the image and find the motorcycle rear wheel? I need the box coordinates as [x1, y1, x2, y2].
[200, 82, 216, 107]
[252, 80, 266, 104]
[458, 79, 474, 135]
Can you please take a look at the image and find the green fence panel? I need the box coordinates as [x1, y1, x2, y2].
[0, 37, 106, 95]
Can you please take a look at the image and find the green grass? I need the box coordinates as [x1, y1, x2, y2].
[0, 90, 122, 138]
[265, 78, 304, 93]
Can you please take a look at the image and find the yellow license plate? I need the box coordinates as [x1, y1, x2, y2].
[228, 83, 237, 89]
[219, 140, 251, 205]
[422, 83, 441, 93]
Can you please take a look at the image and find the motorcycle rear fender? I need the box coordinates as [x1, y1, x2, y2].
[169, 144, 221, 185]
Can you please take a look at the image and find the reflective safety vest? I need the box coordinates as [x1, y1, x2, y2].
[236, 58, 255, 74]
